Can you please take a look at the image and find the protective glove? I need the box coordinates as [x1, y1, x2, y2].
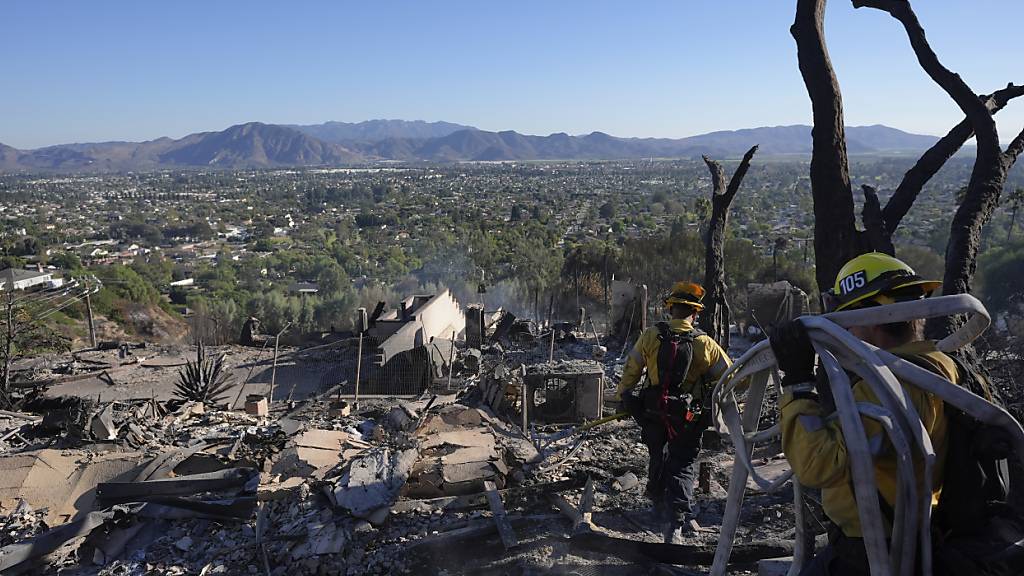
[768, 320, 817, 396]
[621, 391, 645, 419]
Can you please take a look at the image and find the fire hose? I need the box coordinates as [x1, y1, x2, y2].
[709, 294, 1024, 576]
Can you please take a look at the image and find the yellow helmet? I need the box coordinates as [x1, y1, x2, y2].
[664, 281, 705, 312]
[827, 252, 942, 312]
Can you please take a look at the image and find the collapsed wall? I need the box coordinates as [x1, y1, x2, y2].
[369, 290, 465, 365]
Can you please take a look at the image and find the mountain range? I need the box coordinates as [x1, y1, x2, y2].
[0, 120, 941, 172]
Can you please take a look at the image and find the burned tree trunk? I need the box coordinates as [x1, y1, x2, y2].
[853, 0, 1024, 337]
[792, 0, 862, 293]
[700, 145, 758, 349]
[860, 185, 894, 255]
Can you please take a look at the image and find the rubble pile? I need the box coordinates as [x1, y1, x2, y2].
[0, 314, 815, 575]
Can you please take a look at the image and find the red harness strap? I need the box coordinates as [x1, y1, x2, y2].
[660, 340, 678, 440]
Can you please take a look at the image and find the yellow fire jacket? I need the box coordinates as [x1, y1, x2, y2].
[615, 318, 733, 404]
[780, 340, 958, 538]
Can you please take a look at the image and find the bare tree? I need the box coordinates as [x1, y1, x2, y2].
[792, 0, 1024, 299]
[700, 145, 758, 348]
[852, 0, 1024, 337]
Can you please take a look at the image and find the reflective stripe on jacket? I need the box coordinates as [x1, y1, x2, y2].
[780, 339, 957, 538]
[615, 318, 732, 403]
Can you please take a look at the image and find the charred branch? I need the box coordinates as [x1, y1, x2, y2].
[853, 0, 1013, 338]
[882, 84, 1024, 237]
[1003, 125, 1024, 168]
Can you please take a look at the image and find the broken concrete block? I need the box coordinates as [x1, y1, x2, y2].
[441, 461, 498, 485]
[244, 395, 268, 417]
[258, 477, 305, 501]
[419, 429, 494, 451]
[174, 536, 193, 552]
[417, 405, 484, 434]
[612, 472, 639, 492]
[270, 429, 352, 478]
[441, 446, 498, 466]
[501, 437, 541, 466]
[438, 405, 483, 427]
[328, 400, 351, 418]
[333, 448, 418, 523]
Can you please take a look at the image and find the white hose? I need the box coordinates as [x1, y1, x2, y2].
[709, 295, 1023, 576]
[813, 345, 892, 576]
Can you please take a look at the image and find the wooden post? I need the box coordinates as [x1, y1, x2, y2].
[548, 327, 555, 363]
[483, 480, 519, 550]
[446, 330, 455, 391]
[268, 323, 289, 405]
[354, 331, 364, 409]
[521, 368, 529, 433]
[85, 288, 97, 350]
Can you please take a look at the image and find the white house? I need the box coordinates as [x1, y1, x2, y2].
[0, 268, 54, 291]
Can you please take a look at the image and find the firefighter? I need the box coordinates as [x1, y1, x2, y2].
[769, 252, 951, 575]
[616, 281, 733, 544]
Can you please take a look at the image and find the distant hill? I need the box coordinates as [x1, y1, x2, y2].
[288, 119, 475, 143]
[357, 124, 939, 161]
[157, 122, 361, 167]
[676, 124, 939, 155]
[0, 122, 942, 172]
[1, 123, 362, 171]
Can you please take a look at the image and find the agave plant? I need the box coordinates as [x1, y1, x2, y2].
[174, 342, 232, 405]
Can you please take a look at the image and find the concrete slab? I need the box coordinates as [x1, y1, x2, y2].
[271, 429, 355, 478]
[440, 446, 498, 466]
[0, 449, 147, 524]
[419, 430, 494, 451]
[294, 429, 351, 451]
[442, 461, 497, 484]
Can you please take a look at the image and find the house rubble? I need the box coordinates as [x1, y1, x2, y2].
[0, 299, 821, 576]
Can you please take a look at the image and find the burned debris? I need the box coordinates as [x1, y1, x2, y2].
[0, 295, 847, 576]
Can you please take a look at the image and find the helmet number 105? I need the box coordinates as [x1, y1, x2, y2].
[840, 271, 867, 295]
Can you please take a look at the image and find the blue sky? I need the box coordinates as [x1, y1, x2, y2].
[3, 1, 1023, 148]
